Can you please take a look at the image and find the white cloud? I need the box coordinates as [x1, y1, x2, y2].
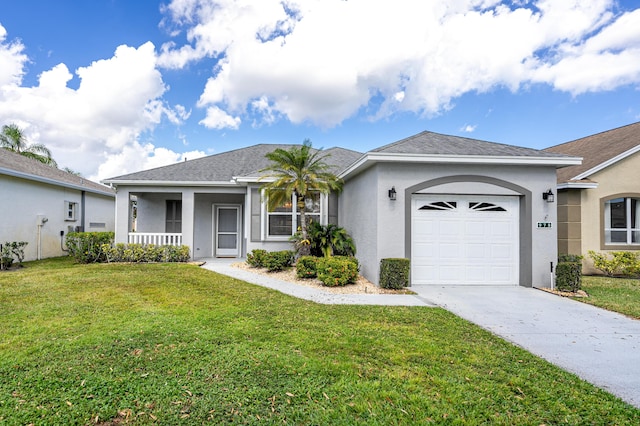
[96, 142, 206, 181]
[159, 0, 640, 128]
[0, 24, 27, 87]
[0, 34, 193, 181]
[461, 124, 477, 133]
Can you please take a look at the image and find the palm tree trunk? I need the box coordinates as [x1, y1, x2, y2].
[298, 195, 311, 257]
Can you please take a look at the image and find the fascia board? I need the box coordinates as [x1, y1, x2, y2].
[557, 182, 599, 190]
[2, 167, 115, 197]
[339, 152, 583, 179]
[571, 144, 640, 181]
[101, 179, 240, 187]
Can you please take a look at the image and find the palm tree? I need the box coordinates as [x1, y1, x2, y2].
[260, 140, 343, 257]
[0, 123, 57, 167]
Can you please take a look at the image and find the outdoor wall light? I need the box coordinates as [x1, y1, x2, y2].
[388, 187, 397, 201]
[542, 189, 555, 203]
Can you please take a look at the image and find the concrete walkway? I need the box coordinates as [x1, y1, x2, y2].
[200, 260, 640, 408]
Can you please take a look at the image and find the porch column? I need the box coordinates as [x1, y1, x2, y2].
[181, 189, 195, 258]
[114, 187, 130, 244]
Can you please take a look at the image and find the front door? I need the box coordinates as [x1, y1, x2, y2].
[215, 205, 240, 257]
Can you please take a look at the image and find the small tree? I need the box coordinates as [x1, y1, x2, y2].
[260, 140, 343, 257]
[0, 123, 57, 167]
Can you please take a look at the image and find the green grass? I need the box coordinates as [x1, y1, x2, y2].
[1, 258, 638, 424]
[575, 275, 640, 319]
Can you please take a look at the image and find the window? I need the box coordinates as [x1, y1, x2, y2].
[469, 202, 506, 212]
[265, 192, 322, 238]
[65, 201, 78, 221]
[166, 200, 182, 233]
[604, 197, 639, 245]
[419, 201, 457, 211]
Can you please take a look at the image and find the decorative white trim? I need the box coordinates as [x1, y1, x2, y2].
[556, 182, 599, 190]
[339, 152, 582, 179]
[102, 179, 239, 187]
[571, 144, 640, 181]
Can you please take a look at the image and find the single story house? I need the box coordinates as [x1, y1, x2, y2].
[0, 148, 115, 261]
[545, 121, 640, 273]
[103, 130, 580, 287]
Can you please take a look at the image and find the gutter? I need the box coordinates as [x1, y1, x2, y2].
[1, 167, 114, 197]
[339, 153, 583, 180]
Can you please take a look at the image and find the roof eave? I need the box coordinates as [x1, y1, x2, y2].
[102, 179, 241, 187]
[2, 167, 115, 197]
[339, 153, 583, 179]
[570, 144, 640, 181]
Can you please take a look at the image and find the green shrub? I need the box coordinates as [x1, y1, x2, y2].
[556, 262, 582, 292]
[588, 250, 640, 277]
[101, 243, 190, 263]
[307, 222, 356, 257]
[380, 258, 410, 289]
[247, 249, 268, 268]
[66, 232, 114, 263]
[263, 250, 295, 272]
[296, 256, 319, 278]
[317, 256, 359, 287]
[0, 241, 27, 270]
[558, 254, 583, 263]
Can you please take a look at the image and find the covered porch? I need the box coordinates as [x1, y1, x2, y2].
[114, 186, 249, 259]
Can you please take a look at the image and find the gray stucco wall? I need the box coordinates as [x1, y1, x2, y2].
[338, 166, 379, 283]
[340, 162, 559, 287]
[0, 174, 114, 261]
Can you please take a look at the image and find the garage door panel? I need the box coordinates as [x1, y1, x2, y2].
[412, 194, 519, 285]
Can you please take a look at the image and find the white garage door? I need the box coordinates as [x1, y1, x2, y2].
[412, 194, 519, 285]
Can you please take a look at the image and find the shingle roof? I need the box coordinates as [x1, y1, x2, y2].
[0, 148, 114, 196]
[544, 121, 640, 184]
[104, 144, 363, 183]
[373, 130, 571, 158]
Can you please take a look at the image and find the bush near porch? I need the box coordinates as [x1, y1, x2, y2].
[65, 232, 190, 264]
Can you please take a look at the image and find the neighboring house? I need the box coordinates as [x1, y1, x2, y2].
[545, 121, 640, 273]
[0, 148, 115, 261]
[103, 131, 580, 287]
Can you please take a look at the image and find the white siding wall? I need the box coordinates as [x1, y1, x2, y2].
[0, 174, 114, 261]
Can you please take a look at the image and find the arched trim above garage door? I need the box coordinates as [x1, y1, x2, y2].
[404, 175, 533, 287]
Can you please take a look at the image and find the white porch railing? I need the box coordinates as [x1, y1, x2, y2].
[128, 233, 182, 246]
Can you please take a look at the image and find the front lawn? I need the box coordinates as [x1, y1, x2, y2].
[1, 257, 638, 424]
[575, 275, 640, 319]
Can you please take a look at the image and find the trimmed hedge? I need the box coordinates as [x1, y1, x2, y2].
[317, 256, 359, 287]
[380, 258, 410, 289]
[247, 249, 268, 268]
[296, 256, 319, 279]
[263, 250, 295, 272]
[101, 243, 190, 263]
[555, 262, 582, 292]
[66, 232, 114, 263]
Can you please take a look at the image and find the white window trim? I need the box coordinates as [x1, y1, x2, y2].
[604, 197, 640, 246]
[261, 191, 326, 241]
[65, 201, 78, 221]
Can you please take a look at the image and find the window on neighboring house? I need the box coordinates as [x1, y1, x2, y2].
[265, 191, 322, 238]
[604, 197, 640, 245]
[65, 201, 78, 221]
[166, 200, 182, 233]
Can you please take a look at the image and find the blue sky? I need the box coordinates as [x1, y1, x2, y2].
[1, 0, 639, 181]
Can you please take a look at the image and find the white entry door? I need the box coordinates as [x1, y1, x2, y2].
[215, 205, 240, 257]
[412, 195, 519, 285]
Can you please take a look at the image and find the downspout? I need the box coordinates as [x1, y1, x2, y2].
[81, 190, 86, 232]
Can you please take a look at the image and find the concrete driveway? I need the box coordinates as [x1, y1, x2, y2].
[412, 285, 640, 409]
